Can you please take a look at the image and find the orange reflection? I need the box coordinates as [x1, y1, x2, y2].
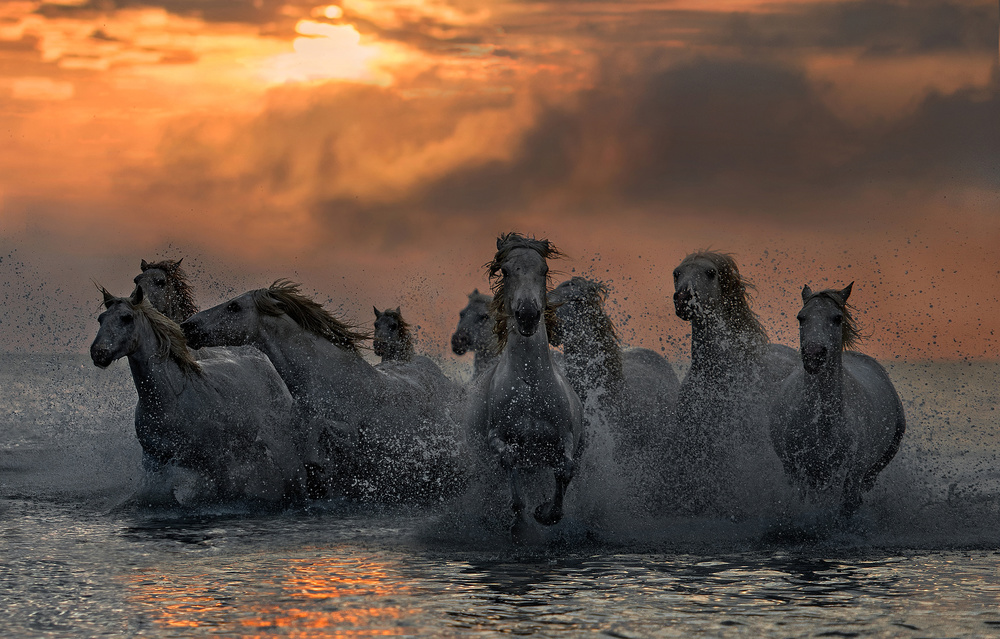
[123, 552, 418, 636]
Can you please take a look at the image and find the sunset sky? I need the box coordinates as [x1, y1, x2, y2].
[0, 0, 996, 360]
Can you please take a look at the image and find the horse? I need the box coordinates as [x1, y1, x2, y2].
[769, 283, 905, 519]
[450, 289, 498, 379]
[465, 233, 584, 542]
[671, 250, 798, 515]
[131, 259, 199, 323]
[549, 276, 679, 461]
[373, 306, 414, 363]
[89, 286, 305, 507]
[181, 280, 466, 503]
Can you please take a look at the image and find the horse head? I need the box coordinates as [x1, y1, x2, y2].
[181, 289, 261, 349]
[549, 276, 610, 346]
[488, 233, 562, 347]
[451, 289, 493, 355]
[132, 258, 198, 323]
[373, 306, 412, 360]
[798, 283, 857, 374]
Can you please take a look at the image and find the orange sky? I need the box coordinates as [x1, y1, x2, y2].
[0, 0, 997, 360]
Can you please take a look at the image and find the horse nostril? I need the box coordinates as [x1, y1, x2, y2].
[674, 289, 692, 302]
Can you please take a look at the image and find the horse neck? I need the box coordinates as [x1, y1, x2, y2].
[499, 322, 557, 384]
[254, 314, 377, 401]
[126, 328, 191, 410]
[689, 315, 759, 377]
[803, 351, 844, 421]
[561, 306, 624, 398]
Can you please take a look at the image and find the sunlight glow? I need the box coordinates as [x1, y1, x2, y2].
[259, 19, 387, 85]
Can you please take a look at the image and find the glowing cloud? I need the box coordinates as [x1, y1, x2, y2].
[259, 20, 387, 85]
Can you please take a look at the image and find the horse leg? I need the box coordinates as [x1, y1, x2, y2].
[508, 466, 539, 544]
[838, 474, 863, 521]
[534, 453, 574, 526]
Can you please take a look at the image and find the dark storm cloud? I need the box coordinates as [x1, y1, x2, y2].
[722, 0, 998, 55]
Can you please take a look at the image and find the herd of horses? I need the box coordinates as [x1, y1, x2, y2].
[89, 234, 906, 541]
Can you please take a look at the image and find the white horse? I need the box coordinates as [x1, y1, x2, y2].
[90, 286, 304, 507]
[769, 283, 905, 518]
[465, 233, 584, 542]
[671, 251, 798, 515]
[549, 276, 679, 461]
[181, 280, 466, 503]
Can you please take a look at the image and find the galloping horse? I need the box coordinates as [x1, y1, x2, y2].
[549, 276, 679, 459]
[373, 306, 414, 363]
[181, 280, 466, 502]
[769, 283, 905, 518]
[451, 289, 498, 378]
[90, 286, 304, 506]
[466, 233, 584, 541]
[671, 251, 797, 515]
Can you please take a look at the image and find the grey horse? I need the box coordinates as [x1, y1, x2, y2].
[769, 283, 905, 518]
[90, 286, 304, 507]
[465, 233, 584, 542]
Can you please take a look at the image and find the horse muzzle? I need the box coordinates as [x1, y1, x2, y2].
[451, 331, 470, 355]
[180, 320, 206, 349]
[514, 303, 541, 337]
[801, 344, 828, 374]
[673, 289, 696, 320]
[90, 344, 114, 369]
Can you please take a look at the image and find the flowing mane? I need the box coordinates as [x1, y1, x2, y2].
[487, 232, 563, 352]
[803, 288, 861, 350]
[680, 250, 767, 347]
[102, 288, 201, 374]
[140, 258, 199, 321]
[252, 280, 369, 351]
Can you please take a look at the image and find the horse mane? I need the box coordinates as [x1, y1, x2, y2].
[804, 288, 861, 350]
[486, 232, 563, 352]
[253, 279, 369, 351]
[560, 276, 624, 387]
[377, 307, 415, 360]
[141, 259, 199, 321]
[681, 250, 768, 346]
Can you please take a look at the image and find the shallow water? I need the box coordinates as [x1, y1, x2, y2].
[2, 354, 1000, 637]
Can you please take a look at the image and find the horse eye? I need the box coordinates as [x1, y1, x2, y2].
[121, 314, 133, 325]
[227, 302, 241, 313]
[832, 316, 843, 325]
[796, 314, 805, 323]
[155, 278, 166, 286]
[672, 270, 680, 281]
[706, 269, 717, 279]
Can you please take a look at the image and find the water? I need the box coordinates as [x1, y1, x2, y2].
[3, 354, 1000, 637]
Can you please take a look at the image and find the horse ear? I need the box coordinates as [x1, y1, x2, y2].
[131, 285, 144, 305]
[497, 237, 503, 250]
[472, 288, 479, 295]
[140, 259, 149, 271]
[801, 285, 812, 303]
[841, 282, 853, 302]
[101, 286, 116, 309]
[374, 306, 382, 318]
[393, 306, 400, 314]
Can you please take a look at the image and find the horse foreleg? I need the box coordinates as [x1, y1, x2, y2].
[508, 466, 540, 544]
[534, 454, 575, 526]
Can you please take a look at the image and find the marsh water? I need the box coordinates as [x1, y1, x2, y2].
[2, 354, 1000, 637]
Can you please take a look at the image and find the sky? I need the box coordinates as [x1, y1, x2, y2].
[0, 0, 997, 361]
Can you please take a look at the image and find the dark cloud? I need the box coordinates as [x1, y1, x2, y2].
[722, 0, 998, 55]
